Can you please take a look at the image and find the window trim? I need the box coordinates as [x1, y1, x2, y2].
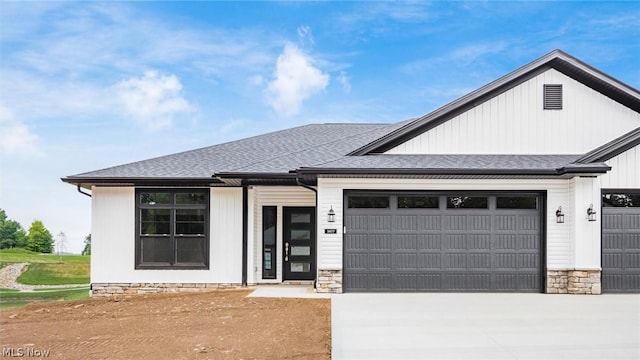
[135, 188, 210, 270]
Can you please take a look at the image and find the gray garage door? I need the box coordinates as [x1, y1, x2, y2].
[602, 191, 640, 293]
[344, 192, 543, 292]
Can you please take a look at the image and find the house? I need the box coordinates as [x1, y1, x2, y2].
[63, 49, 640, 296]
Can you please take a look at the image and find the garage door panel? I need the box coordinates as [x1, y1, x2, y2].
[395, 235, 417, 250]
[495, 254, 517, 269]
[603, 253, 624, 269]
[344, 192, 542, 292]
[395, 215, 418, 231]
[468, 235, 491, 250]
[446, 216, 467, 230]
[370, 235, 393, 251]
[445, 235, 468, 250]
[418, 215, 442, 231]
[468, 253, 491, 269]
[369, 254, 392, 269]
[368, 215, 392, 232]
[603, 234, 624, 250]
[346, 234, 369, 251]
[602, 196, 640, 293]
[418, 235, 442, 250]
[468, 215, 491, 231]
[520, 215, 539, 231]
[519, 235, 539, 250]
[518, 254, 539, 269]
[345, 253, 369, 269]
[445, 253, 467, 269]
[346, 215, 368, 231]
[627, 215, 640, 230]
[394, 253, 417, 269]
[416, 253, 442, 268]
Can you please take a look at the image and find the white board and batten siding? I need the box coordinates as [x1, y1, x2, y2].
[252, 186, 316, 283]
[599, 145, 640, 189]
[386, 69, 640, 155]
[317, 178, 581, 270]
[91, 187, 243, 284]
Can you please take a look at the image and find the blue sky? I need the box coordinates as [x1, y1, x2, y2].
[1, 1, 639, 253]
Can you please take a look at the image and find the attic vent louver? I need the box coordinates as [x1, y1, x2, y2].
[543, 84, 563, 110]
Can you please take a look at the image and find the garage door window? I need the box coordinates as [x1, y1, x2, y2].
[603, 193, 640, 207]
[447, 196, 488, 209]
[348, 196, 390, 208]
[398, 196, 439, 209]
[497, 196, 537, 209]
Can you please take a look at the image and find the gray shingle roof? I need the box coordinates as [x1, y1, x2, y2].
[64, 121, 410, 181]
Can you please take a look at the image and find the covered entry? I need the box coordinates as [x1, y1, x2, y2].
[602, 191, 640, 293]
[343, 191, 544, 292]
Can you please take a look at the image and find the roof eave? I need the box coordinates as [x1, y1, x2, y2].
[61, 177, 223, 187]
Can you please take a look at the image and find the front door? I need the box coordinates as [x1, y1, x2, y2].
[283, 207, 316, 281]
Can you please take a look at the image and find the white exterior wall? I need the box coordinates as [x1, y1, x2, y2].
[317, 177, 573, 270]
[386, 69, 640, 155]
[569, 178, 602, 269]
[599, 145, 640, 189]
[91, 187, 243, 284]
[252, 186, 316, 283]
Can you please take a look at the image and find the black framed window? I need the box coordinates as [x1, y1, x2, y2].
[398, 196, 439, 209]
[348, 196, 390, 208]
[136, 189, 209, 269]
[262, 206, 277, 279]
[447, 196, 488, 209]
[602, 193, 640, 207]
[496, 196, 537, 209]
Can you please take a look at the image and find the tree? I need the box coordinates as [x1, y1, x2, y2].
[26, 220, 53, 253]
[82, 234, 91, 256]
[0, 209, 27, 249]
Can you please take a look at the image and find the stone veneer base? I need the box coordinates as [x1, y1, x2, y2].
[316, 269, 343, 294]
[546, 269, 601, 295]
[91, 283, 241, 297]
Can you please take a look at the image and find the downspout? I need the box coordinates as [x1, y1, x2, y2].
[77, 184, 92, 197]
[296, 175, 318, 288]
[241, 184, 248, 287]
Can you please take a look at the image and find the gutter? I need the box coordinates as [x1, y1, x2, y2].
[77, 184, 92, 198]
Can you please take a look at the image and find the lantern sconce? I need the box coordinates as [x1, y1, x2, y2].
[555, 206, 565, 224]
[587, 204, 597, 222]
[327, 206, 336, 223]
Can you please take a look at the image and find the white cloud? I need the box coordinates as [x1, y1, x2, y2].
[264, 43, 330, 117]
[297, 25, 314, 47]
[115, 71, 194, 130]
[0, 104, 39, 156]
[337, 71, 352, 93]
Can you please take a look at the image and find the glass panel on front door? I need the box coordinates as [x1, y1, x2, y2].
[283, 207, 315, 281]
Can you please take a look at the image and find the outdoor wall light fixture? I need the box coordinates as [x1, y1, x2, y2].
[555, 206, 565, 223]
[587, 204, 597, 222]
[327, 206, 336, 223]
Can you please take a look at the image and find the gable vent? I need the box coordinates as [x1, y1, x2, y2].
[543, 84, 563, 110]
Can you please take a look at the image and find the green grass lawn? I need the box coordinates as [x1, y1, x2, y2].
[0, 249, 90, 308]
[0, 248, 90, 285]
[0, 287, 90, 309]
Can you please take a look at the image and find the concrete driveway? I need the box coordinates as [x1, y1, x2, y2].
[332, 293, 640, 360]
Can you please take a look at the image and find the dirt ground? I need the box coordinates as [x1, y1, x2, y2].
[0, 290, 331, 359]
